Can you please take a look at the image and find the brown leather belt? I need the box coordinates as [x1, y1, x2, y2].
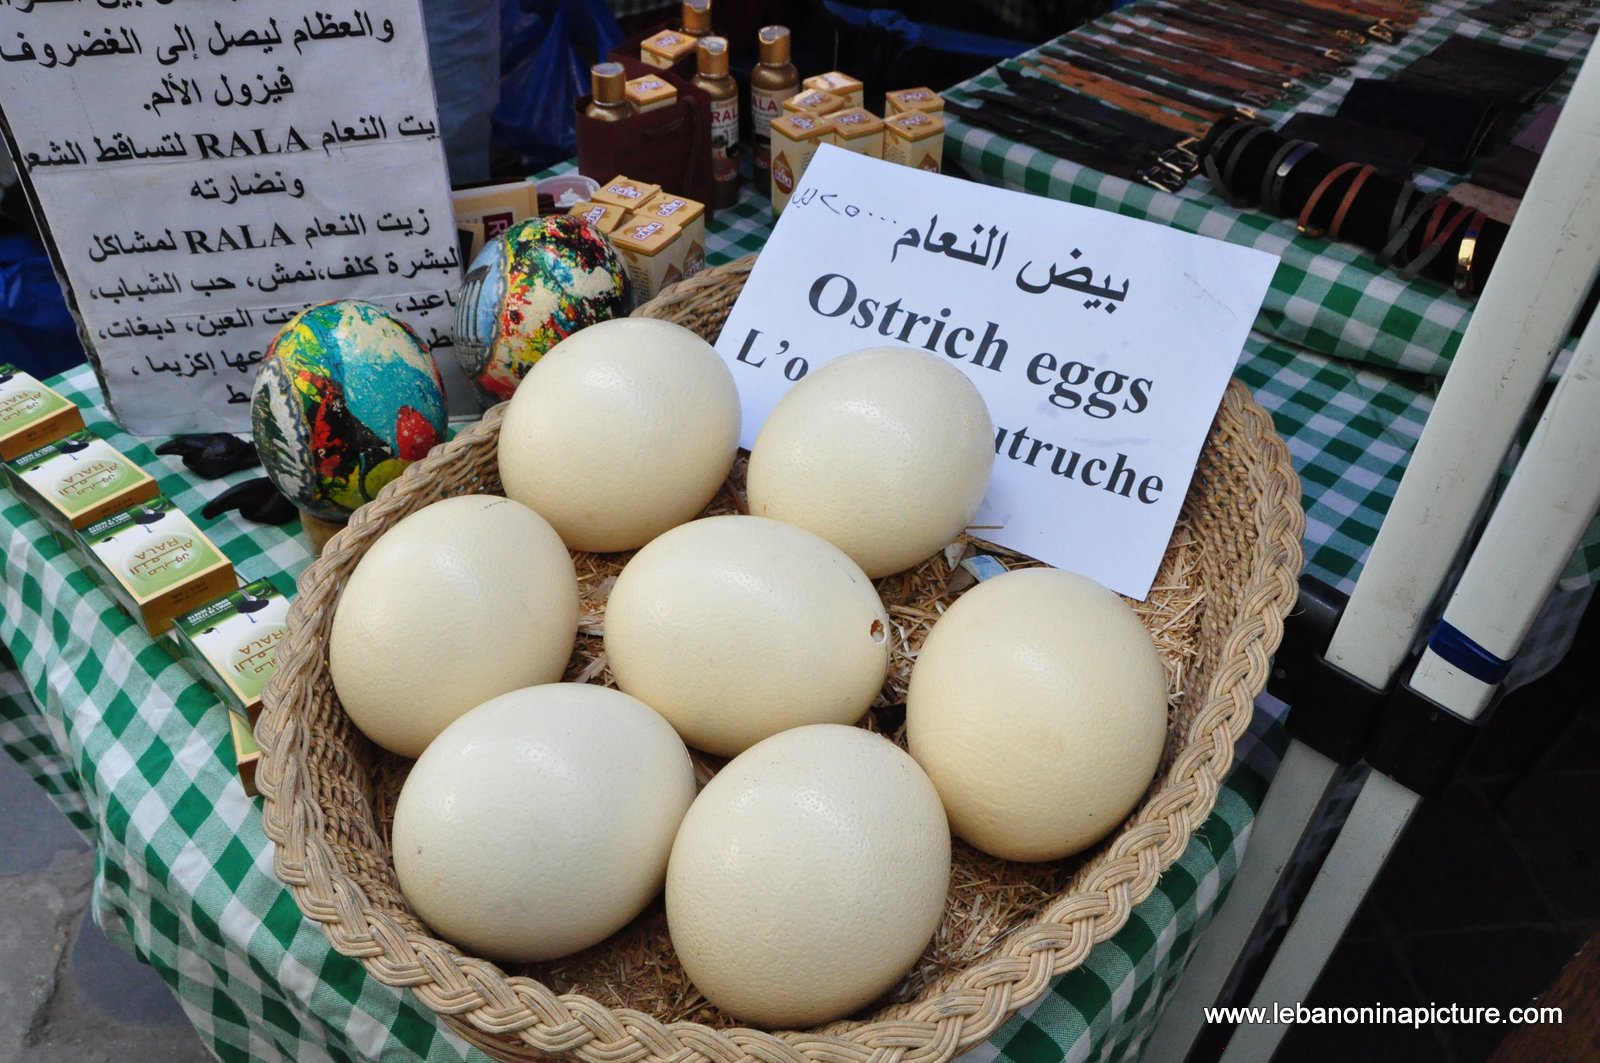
[1085, 26, 1298, 94]
[1022, 58, 1221, 139]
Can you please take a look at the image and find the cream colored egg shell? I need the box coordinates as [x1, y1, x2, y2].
[746, 346, 995, 578]
[329, 494, 578, 758]
[393, 683, 696, 963]
[906, 567, 1167, 861]
[496, 317, 740, 553]
[666, 723, 950, 1028]
[604, 515, 891, 756]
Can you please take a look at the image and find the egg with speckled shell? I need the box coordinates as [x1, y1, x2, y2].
[250, 300, 447, 522]
[453, 215, 632, 407]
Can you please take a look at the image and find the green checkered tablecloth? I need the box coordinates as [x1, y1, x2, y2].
[944, 0, 1594, 379]
[0, 153, 1587, 1063]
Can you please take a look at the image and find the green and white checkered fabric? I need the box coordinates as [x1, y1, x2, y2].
[944, 0, 1593, 378]
[0, 357, 1285, 1063]
[0, 151, 1584, 1062]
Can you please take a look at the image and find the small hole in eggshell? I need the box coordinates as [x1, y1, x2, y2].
[870, 619, 886, 644]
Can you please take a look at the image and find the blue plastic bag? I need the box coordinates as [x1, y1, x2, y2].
[0, 233, 84, 380]
[493, 0, 624, 172]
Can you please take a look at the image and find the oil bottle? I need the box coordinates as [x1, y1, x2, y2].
[750, 25, 799, 198]
[693, 36, 740, 208]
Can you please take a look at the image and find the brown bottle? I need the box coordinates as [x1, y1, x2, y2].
[680, 0, 712, 37]
[584, 62, 631, 121]
[693, 36, 740, 208]
[750, 26, 798, 198]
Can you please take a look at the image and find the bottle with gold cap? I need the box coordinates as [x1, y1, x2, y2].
[584, 61, 632, 121]
[693, 35, 740, 208]
[680, 0, 712, 37]
[750, 25, 798, 198]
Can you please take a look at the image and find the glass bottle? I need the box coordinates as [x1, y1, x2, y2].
[750, 26, 799, 198]
[584, 62, 631, 121]
[694, 36, 740, 208]
[681, 0, 712, 37]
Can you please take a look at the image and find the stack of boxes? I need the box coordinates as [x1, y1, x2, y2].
[567, 174, 710, 303]
[0, 363, 288, 795]
[767, 77, 947, 216]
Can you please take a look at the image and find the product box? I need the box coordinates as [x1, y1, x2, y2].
[4, 430, 158, 535]
[625, 74, 678, 113]
[803, 71, 865, 109]
[632, 192, 706, 278]
[640, 29, 697, 69]
[782, 88, 846, 118]
[231, 711, 262, 797]
[885, 87, 945, 116]
[452, 178, 541, 261]
[171, 577, 291, 723]
[79, 495, 237, 636]
[883, 111, 946, 173]
[768, 113, 833, 215]
[591, 174, 663, 210]
[609, 216, 686, 303]
[829, 108, 886, 158]
[567, 200, 628, 235]
[0, 364, 85, 461]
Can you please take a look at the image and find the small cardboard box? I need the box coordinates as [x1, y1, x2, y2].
[803, 72, 865, 109]
[609, 216, 686, 303]
[452, 179, 541, 261]
[782, 88, 846, 118]
[884, 111, 946, 173]
[625, 74, 679, 113]
[4, 430, 158, 534]
[885, 87, 945, 116]
[170, 577, 291, 724]
[0, 364, 84, 461]
[632, 192, 707, 278]
[769, 113, 834, 216]
[591, 175, 663, 210]
[640, 29, 697, 69]
[231, 711, 262, 797]
[79, 496, 237, 636]
[568, 200, 628, 235]
[829, 108, 886, 158]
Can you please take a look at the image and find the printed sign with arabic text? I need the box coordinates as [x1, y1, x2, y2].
[0, 0, 466, 433]
[715, 146, 1278, 599]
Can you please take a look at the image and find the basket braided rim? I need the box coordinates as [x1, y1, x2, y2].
[258, 254, 1305, 1063]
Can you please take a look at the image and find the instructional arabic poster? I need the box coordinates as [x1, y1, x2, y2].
[716, 146, 1278, 599]
[0, 0, 469, 434]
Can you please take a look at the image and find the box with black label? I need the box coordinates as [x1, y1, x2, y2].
[0, 363, 85, 460]
[4, 430, 158, 536]
[78, 495, 237, 636]
[170, 578, 291, 723]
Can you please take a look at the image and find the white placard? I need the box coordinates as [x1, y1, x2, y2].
[716, 147, 1278, 599]
[0, 0, 468, 434]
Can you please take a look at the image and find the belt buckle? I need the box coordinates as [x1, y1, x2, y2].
[1139, 165, 1187, 192]
[1367, 22, 1396, 41]
[1335, 29, 1367, 44]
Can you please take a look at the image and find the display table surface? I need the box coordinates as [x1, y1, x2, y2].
[0, 102, 1590, 1062]
[943, 0, 1600, 591]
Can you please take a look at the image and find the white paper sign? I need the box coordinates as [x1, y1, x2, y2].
[0, 0, 468, 435]
[715, 147, 1278, 599]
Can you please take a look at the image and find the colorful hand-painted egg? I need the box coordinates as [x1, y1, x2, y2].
[250, 300, 447, 522]
[453, 215, 631, 406]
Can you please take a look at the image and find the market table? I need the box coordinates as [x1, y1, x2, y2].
[1, 132, 1592, 1063]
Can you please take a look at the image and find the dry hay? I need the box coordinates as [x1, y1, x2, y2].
[370, 454, 1204, 1027]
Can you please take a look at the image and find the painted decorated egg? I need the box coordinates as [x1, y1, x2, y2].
[250, 300, 447, 522]
[453, 215, 631, 406]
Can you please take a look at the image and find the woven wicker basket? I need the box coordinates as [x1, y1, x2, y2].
[258, 255, 1304, 1063]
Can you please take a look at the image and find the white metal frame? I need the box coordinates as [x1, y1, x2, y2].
[1144, 40, 1600, 1063]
